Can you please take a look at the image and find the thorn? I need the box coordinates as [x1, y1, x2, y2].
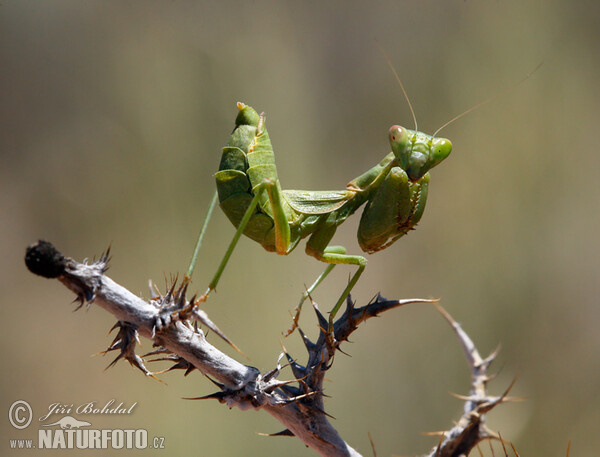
[345, 293, 355, 312]
[72, 295, 85, 311]
[278, 339, 288, 355]
[149, 280, 161, 299]
[433, 300, 483, 371]
[99, 243, 112, 272]
[336, 345, 352, 357]
[498, 432, 509, 456]
[476, 443, 484, 457]
[486, 343, 502, 364]
[141, 347, 171, 357]
[375, 292, 387, 303]
[108, 321, 121, 334]
[449, 391, 472, 401]
[510, 441, 521, 457]
[257, 429, 294, 437]
[265, 375, 311, 394]
[367, 432, 377, 457]
[202, 374, 225, 390]
[183, 364, 196, 376]
[310, 300, 328, 329]
[281, 391, 319, 404]
[297, 328, 316, 352]
[183, 391, 227, 401]
[434, 431, 445, 456]
[286, 356, 306, 380]
[422, 430, 447, 436]
[500, 375, 519, 400]
[262, 368, 280, 383]
[192, 308, 248, 359]
[302, 401, 335, 419]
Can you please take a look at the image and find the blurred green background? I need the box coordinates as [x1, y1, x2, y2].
[2, 1, 598, 455]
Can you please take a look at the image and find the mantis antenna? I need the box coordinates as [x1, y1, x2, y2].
[377, 42, 419, 132]
[433, 61, 543, 138]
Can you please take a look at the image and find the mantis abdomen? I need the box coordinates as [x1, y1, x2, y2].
[215, 103, 298, 252]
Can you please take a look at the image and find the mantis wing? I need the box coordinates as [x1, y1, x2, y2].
[283, 190, 353, 214]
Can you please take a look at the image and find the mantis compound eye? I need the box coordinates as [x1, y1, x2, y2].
[429, 137, 452, 168]
[389, 125, 410, 168]
[389, 125, 409, 148]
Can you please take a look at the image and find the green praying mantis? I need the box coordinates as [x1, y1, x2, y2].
[186, 100, 451, 334]
[214, 103, 450, 333]
[183, 61, 540, 336]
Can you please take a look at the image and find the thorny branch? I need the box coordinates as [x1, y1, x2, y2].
[25, 240, 517, 457]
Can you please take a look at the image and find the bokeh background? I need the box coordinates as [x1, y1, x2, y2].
[2, 1, 598, 455]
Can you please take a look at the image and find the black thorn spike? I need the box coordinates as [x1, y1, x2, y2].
[336, 346, 352, 357]
[262, 368, 280, 383]
[156, 360, 189, 374]
[183, 391, 228, 402]
[184, 365, 197, 376]
[105, 353, 124, 370]
[324, 356, 335, 371]
[289, 362, 307, 381]
[304, 402, 335, 420]
[285, 355, 307, 377]
[176, 280, 189, 304]
[345, 293, 355, 312]
[284, 352, 294, 363]
[376, 292, 388, 303]
[297, 378, 315, 396]
[108, 321, 122, 334]
[261, 429, 295, 437]
[312, 304, 328, 329]
[165, 275, 179, 301]
[141, 347, 170, 358]
[145, 355, 180, 365]
[203, 374, 225, 390]
[176, 289, 187, 309]
[72, 295, 85, 311]
[99, 243, 112, 270]
[297, 328, 316, 352]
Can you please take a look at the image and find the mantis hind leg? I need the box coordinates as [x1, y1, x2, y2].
[315, 249, 367, 331]
[304, 223, 368, 333]
[283, 247, 342, 337]
[204, 178, 291, 300]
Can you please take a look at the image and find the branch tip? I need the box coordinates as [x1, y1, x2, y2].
[25, 240, 66, 278]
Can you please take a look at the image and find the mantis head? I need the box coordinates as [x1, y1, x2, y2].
[389, 126, 452, 181]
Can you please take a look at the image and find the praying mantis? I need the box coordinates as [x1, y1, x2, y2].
[188, 99, 451, 334]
